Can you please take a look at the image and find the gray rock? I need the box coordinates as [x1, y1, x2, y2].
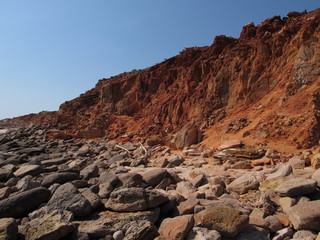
[275, 177, 317, 197]
[292, 230, 317, 240]
[174, 124, 202, 149]
[0, 187, 50, 218]
[0, 218, 18, 240]
[80, 164, 99, 180]
[41, 172, 79, 188]
[142, 168, 168, 187]
[0, 168, 13, 182]
[311, 168, 320, 186]
[41, 158, 69, 167]
[105, 187, 169, 212]
[288, 200, 320, 231]
[79, 188, 101, 211]
[13, 165, 42, 178]
[226, 174, 259, 195]
[77, 145, 91, 157]
[99, 172, 120, 185]
[266, 164, 292, 180]
[47, 183, 92, 217]
[117, 172, 143, 187]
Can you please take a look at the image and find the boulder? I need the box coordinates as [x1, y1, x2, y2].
[0, 218, 18, 240]
[275, 178, 317, 197]
[124, 221, 159, 240]
[226, 174, 259, 194]
[142, 169, 168, 187]
[174, 125, 202, 149]
[80, 164, 99, 180]
[158, 215, 194, 240]
[105, 188, 169, 212]
[292, 230, 318, 240]
[266, 164, 292, 180]
[19, 210, 74, 240]
[0, 187, 50, 218]
[311, 168, 320, 186]
[47, 183, 92, 217]
[311, 153, 320, 169]
[288, 200, 320, 231]
[117, 172, 143, 187]
[99, 172, 120, 186]
[41, 172, 79, 188]
[194, 206, 249, 238]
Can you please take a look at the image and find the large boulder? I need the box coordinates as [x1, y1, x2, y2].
[142, 168, 168, 187]
[275, 177, 317, 197]
[0, 187, 50, 218]
[288, 200, 320, 231]
[226, 174, 259, 194]
[105, 187, 169, 212]
[47, 183, 92, 217]
[194, 206, 249, 238]
[174, 125, 202, 149]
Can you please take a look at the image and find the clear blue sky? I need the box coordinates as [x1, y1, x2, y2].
[0, 1, 319, 119]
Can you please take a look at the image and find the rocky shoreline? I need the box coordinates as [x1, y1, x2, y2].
[1, 127, 320, 240]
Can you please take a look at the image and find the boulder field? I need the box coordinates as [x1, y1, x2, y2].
[1, 127, 320, 240]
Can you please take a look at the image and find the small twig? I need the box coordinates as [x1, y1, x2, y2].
[115, 144, 131, 155]
[139, 142, 148, 155]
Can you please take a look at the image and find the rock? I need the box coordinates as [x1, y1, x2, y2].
[292, 230, 318, 240]
[13, 165, 42, 178]
[279, 197, 297, 213]
[288, 200, 320, 231]
[186, 227, 221, 240]
[272, 227, 294, 240]
[0, 218, 18, 240]
[266, 164, 292, 180]
[234, 225, 270, 240]
[311, 153, 320, 169]
[106, 188, 168, 212]
[47, 183, 92, 217]
[0, 187, 50, 218]
[289, 156, 305, 169]
[19, 210, 74, 240]
[311, 168, 320, 186]
[0, 187, 11, 200]
[158, 215, 194, 240]
[265, 215, 283, 233]
[174, 125, 202, 149]
[176, 181, 195, 197]
[99, 171, 120, 186]
[113, 230, 124, 240]
[117, 172, 143, 187]
[194, 206, 249, 238]
[0, 168, 13, 182]
[226, 174, 259, 194]
[142, 168, 168, 187]
[79, 188, 101, 211]
[76, 209, 159, 239]
[218, 139, 242, 150]
[177, 198, 199, 215]
[80, 164, 99, 180]
[259, 176, 293, 191]
[124, 221, 159, 240]
[41, 158, 68, 167]
[191, 174, 205, 188]
[275, 177, 317, 197]
[41, 172, 79, 188]
[77, 145, 91, 157]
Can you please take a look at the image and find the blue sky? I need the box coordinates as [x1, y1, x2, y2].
[0, 1, 319, 119]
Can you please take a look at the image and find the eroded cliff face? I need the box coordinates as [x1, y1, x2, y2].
[3, 9, 320, 150]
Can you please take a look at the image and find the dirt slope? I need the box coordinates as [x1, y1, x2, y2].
[2, 9, 320, 151]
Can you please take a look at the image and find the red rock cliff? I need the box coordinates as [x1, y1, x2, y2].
[3, 9, 320, 150]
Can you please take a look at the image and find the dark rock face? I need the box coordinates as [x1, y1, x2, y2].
[0, 187, 51, 218]
[41, 172, 79, 188]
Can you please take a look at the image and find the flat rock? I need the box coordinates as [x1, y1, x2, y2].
[47, 183, 92, 217]
[218, 139, 242, 150]
[142, 168, 168, 187]
[292, 230, 318, 240]
[41, 172, 79, 188]
[99, 172, 120, 186]
[311, 168, 320, 186]
[124, 220, 159, 240]
[76, 209, 159, 239]
[105, 187, 168, 212]
[0, 218, 18, 240]
[194, 206, 249, 238]
[288, 200, 320, 231]
[41, 158, 68, 167]
[13, 165, 42, 178]
[19, 210, 74, 240]
[275, 177, 317, 197]
[158, 214, 194, 240]
[266, 164, 292, 180]
[0, 187, 50, 218]
[226, 174, 259, 194]
[80, 164, 99, 180]
[117, 172, 143, 187]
